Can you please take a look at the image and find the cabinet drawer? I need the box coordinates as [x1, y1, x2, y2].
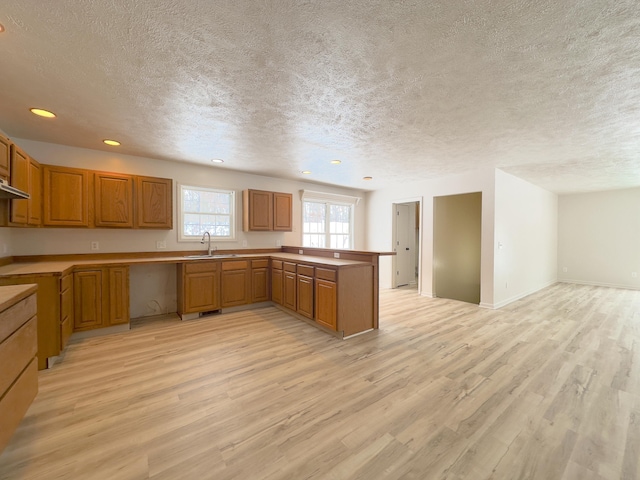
[315, 267, 337, 282]
[0, 294, 37, 343]
[0, 316, 37, 397]
[297, 264, 314, 277]
[252, 259, 269, 269]
[60, 273, 72, 292]
[184, 262, 218, 274]
[271, 259, 283, 270]
[283, 262, 297, 273]
[222, 260, 248, 271]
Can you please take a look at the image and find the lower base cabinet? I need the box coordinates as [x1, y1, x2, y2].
[74, 266, 129, 332]
[221, 260, 250, 307]
[177, 262, 220, 315]
[0, 285, 38, 454]
[315, 278, 337, 330]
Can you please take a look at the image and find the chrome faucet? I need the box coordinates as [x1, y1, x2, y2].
[201, 231, 212, 256]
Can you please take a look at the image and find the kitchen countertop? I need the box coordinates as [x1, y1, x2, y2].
[0, 252, 373, 278]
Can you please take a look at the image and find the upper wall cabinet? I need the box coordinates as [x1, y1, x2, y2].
[242, 189, 292, 232]
[43, 165, 91, 227]
[135, 176, 172, 229]
[0, 134, 10, 180]
[9, 144, 29, 225]
[94, 172, 134, 228]
[27, 157, 42, 226]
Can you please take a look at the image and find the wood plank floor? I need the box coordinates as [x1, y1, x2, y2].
[1, 283, 639, 479]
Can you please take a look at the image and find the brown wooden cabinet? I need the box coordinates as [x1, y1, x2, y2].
[242, 189, 292, 232]
[73, 269, 103, 330]
[178, 262, 220, 315]
[27, 158, 42, 226]
[221, 260, 250, 307]
[296, 273, 314, 319]
[273, 192, 293, 231]
[314, 268, 338, 330]
[271, 260, 283, 305]
[73, 266, 129, 331]
[60, 273, 74, 349]
[283, 262, 297, 311]
[94, 172, 134, 228]
[43, 165, 91, 227]
[9, 144, 29, 225]
[0, 134, 10, 180]
[0, 285, 38, 454]
[108, 267, 129, 325]
[251, 259, 270, 303]
[135, 176, 172, 229]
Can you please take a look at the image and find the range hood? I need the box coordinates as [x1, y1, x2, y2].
[0, 179, 30, 200]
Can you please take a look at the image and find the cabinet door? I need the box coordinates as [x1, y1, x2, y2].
[252, 267, 269, 303]
[243, 190, 272, 231]
[273, 192, 292, 231]
[43, 165, 90, 226]
[135, 176, 172, 229]
[271, 268, 283, 305]
[9, 145, 29, 224]
[73, 270, 103, 330]
[27, 158, 42, 226]
[60, 275, 74, 349]
[0, 134, 10, 179]
[184, 270, 220, 313]
[94, 173, 134, 227]
[108, 267, 129, 325]
[283, 271, 297, 311]
[315, 279, 337, 330]
[297, 275, 314, 319]
[221, 268, 250, 307]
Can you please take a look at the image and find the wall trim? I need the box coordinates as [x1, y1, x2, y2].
[558, 279, 640, 291]
[488, 280, 559, 309]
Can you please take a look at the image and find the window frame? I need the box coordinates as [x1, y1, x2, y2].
[177, 183, 236, 242]
[300, 190, 360, 250]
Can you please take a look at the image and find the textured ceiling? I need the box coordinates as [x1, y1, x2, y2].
[1, 1, 640, 193]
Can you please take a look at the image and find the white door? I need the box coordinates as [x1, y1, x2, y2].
[395, 204, 414, 286]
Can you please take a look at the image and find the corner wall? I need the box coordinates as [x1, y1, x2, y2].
[493, 169, 558, 308]
[365, 168, 496, 307]
[558, 187, 640, 289]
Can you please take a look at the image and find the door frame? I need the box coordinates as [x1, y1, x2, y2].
[391, 197, 423, 293]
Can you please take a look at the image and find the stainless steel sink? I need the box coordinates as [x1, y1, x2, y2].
[184, 254, 238, 259]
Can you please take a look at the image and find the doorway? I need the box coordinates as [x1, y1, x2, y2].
[392, 200, 421, 290]
[433, 192, 482, 304]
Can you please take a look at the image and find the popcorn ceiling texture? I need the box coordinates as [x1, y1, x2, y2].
[1, 0, 639, 193]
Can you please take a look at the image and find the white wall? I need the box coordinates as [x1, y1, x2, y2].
[558, 187, 640, 289]
[12, 139, 367, 255]
[365, 168, 496, 307]
[493, 169, 558, 308]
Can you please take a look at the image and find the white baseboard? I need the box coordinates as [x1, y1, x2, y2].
[489, 280, 559, 309]
[559, 279, 640, 291]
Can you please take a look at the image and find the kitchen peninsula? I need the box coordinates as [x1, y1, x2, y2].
[0, 247, 389, 369]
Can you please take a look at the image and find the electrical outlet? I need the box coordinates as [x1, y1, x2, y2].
[334, 252, 340, 258]
[90, 241, 99, 251]
[298, 249, 303, 255]
[156, 240, 166, 249]
[632, 272, 638, 278]
[562, 267, 568, 273]
[276, 239, 282, 247]
[242, 240, 247, 247]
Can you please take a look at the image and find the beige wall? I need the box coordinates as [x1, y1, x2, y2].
[433, 192, 482, 304]
[558, 187, 640, 289]
[493, 169, 558, 307]
[11, 139, 367, 256]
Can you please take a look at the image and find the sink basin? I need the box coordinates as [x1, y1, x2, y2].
[184, 254, 238, 259]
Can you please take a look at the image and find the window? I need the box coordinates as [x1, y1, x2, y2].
[178, 184, 235, 241]
[301, 190, 359, 249]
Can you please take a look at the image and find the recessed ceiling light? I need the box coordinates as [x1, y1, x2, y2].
[0, 23, 5, 33]
[330, 160, 342, 165]
[363, 176, 373, 180]
[211, 158, 224, 164]
[301, 170, 312, 175]
[103, 139, 121, 146]
[30, 108, 56, 118]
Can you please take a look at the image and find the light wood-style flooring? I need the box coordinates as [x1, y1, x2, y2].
[1, 283, 639, 479]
